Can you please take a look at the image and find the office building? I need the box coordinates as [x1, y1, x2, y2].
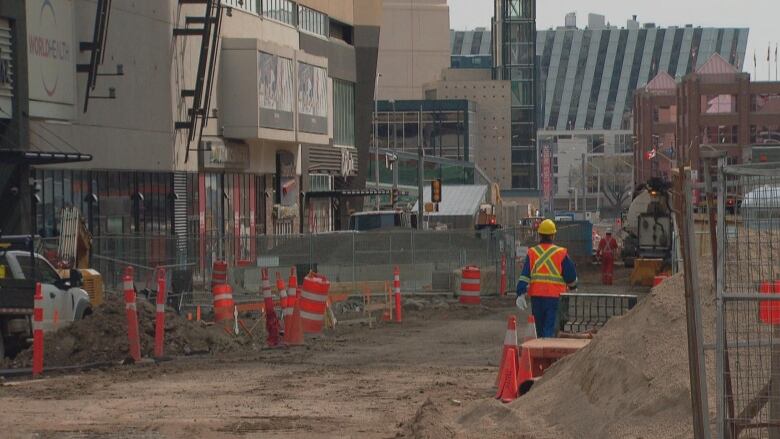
[376, 0, 450, 100]
[0, 0, 382, 258]
[450, 28, 492, 69]
[424, 69, 512, 188]
[493, 0, 538, 192]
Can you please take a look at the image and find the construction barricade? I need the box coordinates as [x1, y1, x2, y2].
[154, 268, 167, 358]
[459, 266, 481, 305]
[300, 273, 330, 334]
[393, 266, 402, 323]
[212, 283, 235, 324]
[32, 282, 44, 377]
[211, 260, 228, 291]
[123, 270, 141, 362]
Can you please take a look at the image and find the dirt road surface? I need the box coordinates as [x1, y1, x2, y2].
[0, 298, 517, 439]
[0, 263, 643, 439]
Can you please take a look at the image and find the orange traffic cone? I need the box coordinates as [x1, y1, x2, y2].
[517, 315, 537, 395]
[496, 345, 520, 403]
[496, 316, 520, 386]
[284, 284, 305, 346]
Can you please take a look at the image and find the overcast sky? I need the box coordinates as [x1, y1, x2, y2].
[449, 0, 780, 79]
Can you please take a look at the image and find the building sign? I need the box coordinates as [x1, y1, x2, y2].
[258, 51, 294, 130]
[0, 19, 12, 119]
[541, 143, 553, 213]
[201, 138, 249, 170]
[297, 62, 327, 134]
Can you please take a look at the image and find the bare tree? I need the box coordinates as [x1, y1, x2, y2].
[570, 156, 633, 214]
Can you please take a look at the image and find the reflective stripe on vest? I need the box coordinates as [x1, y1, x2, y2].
[527, 244, 568, 297]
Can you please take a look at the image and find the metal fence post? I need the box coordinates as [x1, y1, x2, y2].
[351, 231, 356, 293]
[716, 159, 726, 439]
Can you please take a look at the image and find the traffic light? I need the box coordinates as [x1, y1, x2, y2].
[391, 188, 400, 205]
[431, 179, 442, 203]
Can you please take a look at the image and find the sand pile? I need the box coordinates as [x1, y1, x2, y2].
[414, 269, 716, 439]
[10, 295, 252, 368]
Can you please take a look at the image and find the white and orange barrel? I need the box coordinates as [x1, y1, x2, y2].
[300, 273, 330, 334]
[459, 265, 481, 305]
[211, 260, 228, 291]
[32, 282, 44, 377]
[212, 283, 235, 323]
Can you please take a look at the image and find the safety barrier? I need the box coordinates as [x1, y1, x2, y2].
[393, 266, 402, 323]
[154, 268, 167, 358]
[123, 270, 141, 362]
[459, 266, 481, 305]
[32, 283, 44, 377]
[300, 273, 330, 334]
[212, 284, 234, 324]
[557, 293, 638, 333]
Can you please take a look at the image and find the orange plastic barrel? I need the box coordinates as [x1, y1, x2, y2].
[212, 283, 235, 323]
[300, 274, 330, 334]
[459, 266, 481, 305]
[211, 260, 228, 291]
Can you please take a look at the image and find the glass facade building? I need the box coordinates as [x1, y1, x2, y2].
[493, 0, 537, 190]
[372, 100, 476, 162]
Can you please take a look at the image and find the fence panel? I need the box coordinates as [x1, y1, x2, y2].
[718, 163, 780, 438]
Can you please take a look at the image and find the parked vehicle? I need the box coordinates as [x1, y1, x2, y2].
[0, 236, 92, 357]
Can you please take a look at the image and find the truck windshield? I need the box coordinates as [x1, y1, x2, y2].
[15, 255, 60, 284]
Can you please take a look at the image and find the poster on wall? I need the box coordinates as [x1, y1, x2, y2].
[297, 62, 328, 134]
[0, 19, 13, 119]
[26, 0, 76, 119]
[258, 51, 294, 130]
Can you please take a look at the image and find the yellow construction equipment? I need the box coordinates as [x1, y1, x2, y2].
[56, 207, 104, 306]
[629, 258, 665, 286]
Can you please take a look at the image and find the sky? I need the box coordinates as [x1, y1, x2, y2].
[448, 0, 780, 80]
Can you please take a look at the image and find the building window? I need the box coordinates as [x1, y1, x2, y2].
[700, 94, 737, 114]
[615, 134, 634, 153]
[504, 0, 534, 19]
[262, 0, 296, 26]
[653, 105, 677, 123]
[298, 5, 328, 37]
[330, 19, 353, 45]
[222, 0, 257, 14]
[333, 80, 355, 147]
[751, 93, 780, 113]
[512, 164, 537, 189]
[701, 125, 738, 144]
[751, 125, 780, 145]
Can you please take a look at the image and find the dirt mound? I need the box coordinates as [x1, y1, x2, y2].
[397, 398, 457, 439]
[451, 270, 716, 439]
[11, 294, 252, 368]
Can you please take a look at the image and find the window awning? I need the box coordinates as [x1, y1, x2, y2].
[0, 150, 93, 165]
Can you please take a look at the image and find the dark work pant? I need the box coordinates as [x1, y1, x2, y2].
[531, 296, 560, 338]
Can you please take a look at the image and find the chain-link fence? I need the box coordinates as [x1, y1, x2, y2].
[37, 221, 593, 306]
[718, 162, 780, 438]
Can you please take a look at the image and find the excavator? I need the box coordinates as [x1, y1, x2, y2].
[49, 207, 105, 306]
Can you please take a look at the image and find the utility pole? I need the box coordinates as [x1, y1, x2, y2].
[374, 74, 381, 210]
[417, 103, 424, 230]
[581, 152, 587, 212]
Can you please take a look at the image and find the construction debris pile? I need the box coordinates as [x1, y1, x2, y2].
[405, 270, 716, 439]
[10, 295, 250, 368]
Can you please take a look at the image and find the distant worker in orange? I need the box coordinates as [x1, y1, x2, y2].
[596, 229, 618, 285]
[516, 219, 578, 338]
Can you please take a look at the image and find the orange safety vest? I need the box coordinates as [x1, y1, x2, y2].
[527, 243, 568, 298]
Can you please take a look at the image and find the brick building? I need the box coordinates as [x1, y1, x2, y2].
[634, 53, 780, 187]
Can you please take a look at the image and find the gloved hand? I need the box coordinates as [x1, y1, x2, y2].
[569, 284, 578, 291]
[515, 295, 528, 311]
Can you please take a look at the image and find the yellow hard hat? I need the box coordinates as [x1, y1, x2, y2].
[538, 219, 557, 235]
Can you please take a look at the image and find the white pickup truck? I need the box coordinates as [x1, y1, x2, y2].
[0, 249, 92, 357]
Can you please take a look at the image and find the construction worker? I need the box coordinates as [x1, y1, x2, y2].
[596, 229, 618, 285]
[515, 219, 578, 338]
